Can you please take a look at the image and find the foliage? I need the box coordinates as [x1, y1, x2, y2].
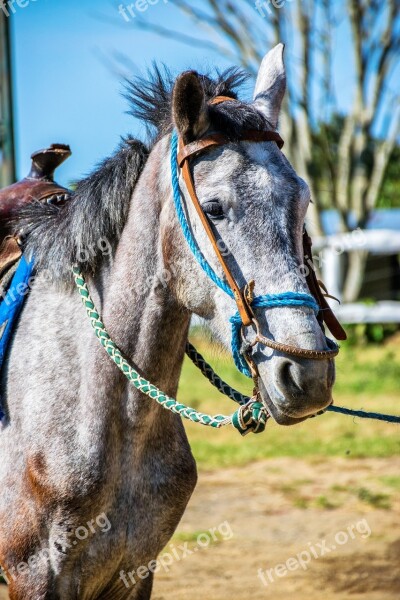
[378, 146, 400, 209]
[357, 487, 392, 510]
[344, 324, 400, 345]
[311, 116, 400, 211]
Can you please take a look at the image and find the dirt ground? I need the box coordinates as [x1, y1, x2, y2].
[155, 457, 400, 600]
[1, 457, 399, 600]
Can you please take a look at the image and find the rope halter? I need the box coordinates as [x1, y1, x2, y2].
[171, 96, 342, 382]
[72, 95, 349, 436]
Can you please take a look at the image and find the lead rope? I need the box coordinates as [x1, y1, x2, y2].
[72, 267, 269, 435]
[187, 341, 400, 424]
[73, 267, 400, 430]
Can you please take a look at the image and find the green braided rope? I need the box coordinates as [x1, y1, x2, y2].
[185, 342, 250, 405]
[72, 267, 268, 435]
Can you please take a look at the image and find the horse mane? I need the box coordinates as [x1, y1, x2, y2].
[11, 64, 265, 282]
[12, 137, 149, 282]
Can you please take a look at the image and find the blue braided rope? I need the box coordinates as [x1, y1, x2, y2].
[250, 293, 319, 312]
[230, 293, 319, 377]
[171, 131, 320, 377]
[327, 405, 400, 423]
[170, 131, 233, 297]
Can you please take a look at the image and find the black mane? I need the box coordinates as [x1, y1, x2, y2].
[125, 64, 267, 142]
[13, 138, 148, 282]
[11, 64, 264, 281]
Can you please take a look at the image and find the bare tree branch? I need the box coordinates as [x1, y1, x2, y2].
[111, 0, 400, 300]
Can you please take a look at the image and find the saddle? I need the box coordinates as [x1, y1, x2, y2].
[0, 143, 72, 279]
[0, 146, 72, 415]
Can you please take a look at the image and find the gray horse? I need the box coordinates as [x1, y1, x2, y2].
[0, 44, 334, 599]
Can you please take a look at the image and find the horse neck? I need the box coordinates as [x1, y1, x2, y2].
[99, 136, 190, 405]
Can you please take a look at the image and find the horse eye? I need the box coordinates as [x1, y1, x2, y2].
[202, 200, 224, 220]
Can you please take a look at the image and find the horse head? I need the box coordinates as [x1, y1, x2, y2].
[165, 45, 337, 425]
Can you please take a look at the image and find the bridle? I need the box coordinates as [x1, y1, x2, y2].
[71, 95, 400, 436]
[173, 95, 346, 379]
[70, 95, 399, 432]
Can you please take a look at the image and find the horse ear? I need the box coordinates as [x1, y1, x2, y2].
[172, 71, 210, 143]
[253, 43, 286, 129]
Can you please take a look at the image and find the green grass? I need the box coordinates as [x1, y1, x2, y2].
[356, 487, 392, 509]
[379, 475, 400, 490]
[334, 348, 400, 395]
[314, 495, 340, 510]
[179, 332, 400, 470]
[172, 531, 206, 543]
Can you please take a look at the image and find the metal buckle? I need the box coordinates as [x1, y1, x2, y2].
[240, 318, 261, 348]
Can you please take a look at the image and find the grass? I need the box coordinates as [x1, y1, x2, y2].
[379, 475, 400, 490]
[314, 495, 339, 510]
[356, 487, 392, 509]
[178, 331, 400, 470]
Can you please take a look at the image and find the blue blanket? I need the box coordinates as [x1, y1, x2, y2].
[0, 256, 34, 420]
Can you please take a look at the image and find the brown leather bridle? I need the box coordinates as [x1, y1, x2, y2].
[175, 95, 346, 373]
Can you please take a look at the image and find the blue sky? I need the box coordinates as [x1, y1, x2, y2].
[11, 0, 354, 186]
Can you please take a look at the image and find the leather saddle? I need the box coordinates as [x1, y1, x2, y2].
[0, 143, 72, 280]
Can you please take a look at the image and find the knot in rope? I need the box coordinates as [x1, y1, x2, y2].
[231, 399, 269, 435]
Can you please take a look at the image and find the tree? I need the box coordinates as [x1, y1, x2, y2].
[0, 12, 16, 187]
[130, 0, 400, 302]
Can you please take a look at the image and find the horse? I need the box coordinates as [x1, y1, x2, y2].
[0, 44, 337, 599]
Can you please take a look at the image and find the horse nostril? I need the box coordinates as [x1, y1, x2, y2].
[265, 356, 334, 420]
[276, 359, 302, 395]
[275, 357, 334, 398]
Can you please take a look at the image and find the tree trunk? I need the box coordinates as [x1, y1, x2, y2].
[0, 13, 16, 187]
[342, 250, 368, 303]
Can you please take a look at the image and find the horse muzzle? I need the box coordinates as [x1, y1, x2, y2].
[257, 355, 335, 425]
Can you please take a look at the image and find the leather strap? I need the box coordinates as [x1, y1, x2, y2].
[209, 96, 237, 105]
[176, 96, 285, 326]
[179, 138, 254, 326]
[303, 230, 347, 340]
[177, 134, 230, 167]
[177, 130, 284, 167]
[176, 95, 345, 343]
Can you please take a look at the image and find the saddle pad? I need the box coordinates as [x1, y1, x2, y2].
[0, 257, 34, 418]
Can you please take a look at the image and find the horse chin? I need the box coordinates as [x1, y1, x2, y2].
[257, 377, 312, 426]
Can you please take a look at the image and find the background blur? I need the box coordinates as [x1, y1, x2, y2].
[0, 1, 399, 599]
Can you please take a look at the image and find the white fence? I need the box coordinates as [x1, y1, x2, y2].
[312, 229, 400, 324]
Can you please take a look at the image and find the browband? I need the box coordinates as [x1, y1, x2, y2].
[177, 130, 284, 167]
[177, 95, 284, 166]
